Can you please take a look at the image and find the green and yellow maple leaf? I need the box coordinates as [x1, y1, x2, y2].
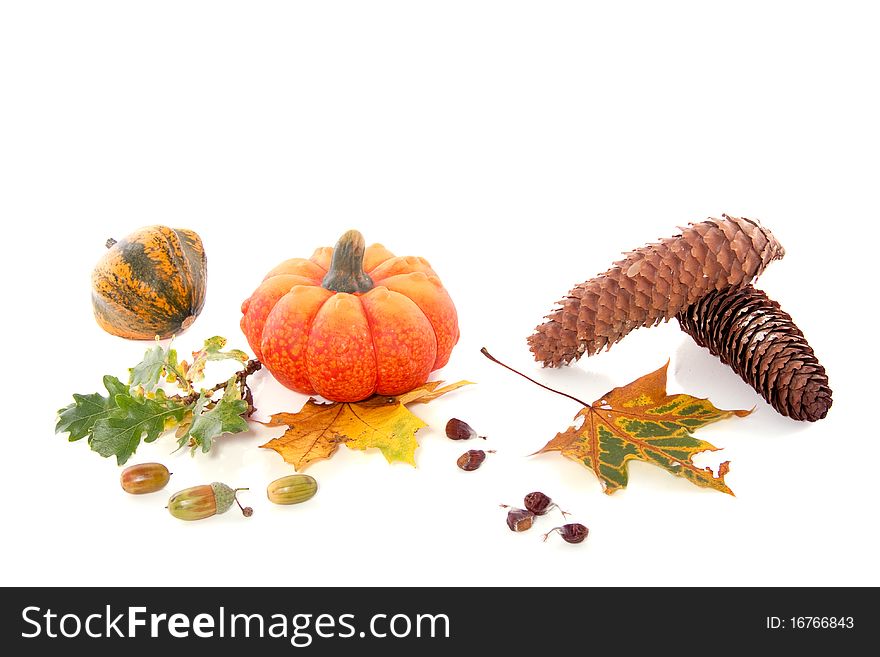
[539, 362, 750, 495]
[261, 380, 473, 471]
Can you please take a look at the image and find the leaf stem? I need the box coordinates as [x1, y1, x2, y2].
[168, 363, 194, 394]
[176, 359, 262, 410]
[480, 347, 591, 407]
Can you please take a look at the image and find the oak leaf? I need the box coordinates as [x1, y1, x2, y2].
[261, 381, 473, 471]
[539, 362, 750, 495]
[56, 336, 259, 465]
[180, 378, 250, 454]
[90, 391, 189, 465]
[55, 375, 129, 442]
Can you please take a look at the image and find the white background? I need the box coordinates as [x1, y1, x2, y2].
[1, 1, 877, 587]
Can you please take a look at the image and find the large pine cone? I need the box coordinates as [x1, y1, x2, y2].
[677, 285, 832, 422]
[528, 215, 784, 366]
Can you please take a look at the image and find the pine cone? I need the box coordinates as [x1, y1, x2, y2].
[677, 285, 831, 422]
[528, 215, 785, 366]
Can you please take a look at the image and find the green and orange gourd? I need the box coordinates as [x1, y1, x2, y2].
[240, 230, 459, 402]
[91, 226, 207, 340]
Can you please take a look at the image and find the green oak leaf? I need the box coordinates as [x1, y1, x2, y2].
[183, 378, 249, 454]
[163, 346, 189, 387]
[55, 375, 128, 441]
[185, 336, 249, 383]
[189, 398, 249, 453]
[56, 335, 254, 463]
[129, 343, 172, 391]
[204, 336, 248, 363]
[91, 393, 188, 465]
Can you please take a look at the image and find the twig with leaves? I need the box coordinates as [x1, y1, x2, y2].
[56, 336, 262, 465]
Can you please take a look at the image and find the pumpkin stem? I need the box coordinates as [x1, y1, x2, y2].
[105, 238, 117, 249]
[322, 230, 375, 293]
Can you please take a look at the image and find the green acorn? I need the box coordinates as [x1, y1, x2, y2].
[167, 483, 252, 521]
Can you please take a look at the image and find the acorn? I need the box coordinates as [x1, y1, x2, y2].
[120, 463, 171, 494]
[267, 475, 318, 505]
[167, 483, 252, 521]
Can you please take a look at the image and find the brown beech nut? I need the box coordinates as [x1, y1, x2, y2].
[457, 449, 494, 471]
[543, 523, 589, 544]
[506, 508, 536, 532]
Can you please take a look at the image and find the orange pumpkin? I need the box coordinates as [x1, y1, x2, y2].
[241, 230, 459, 402]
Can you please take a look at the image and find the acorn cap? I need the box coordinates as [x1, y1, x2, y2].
[210, 482, 236, 515]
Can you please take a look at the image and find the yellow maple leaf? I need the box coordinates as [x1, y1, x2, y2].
[260, 381, 473, 471]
